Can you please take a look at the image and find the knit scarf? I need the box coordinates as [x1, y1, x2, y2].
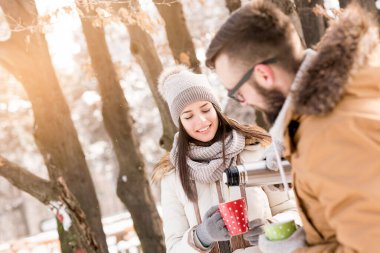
[169, 130, 246, 183]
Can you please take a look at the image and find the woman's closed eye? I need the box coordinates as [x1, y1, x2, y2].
[182, 107, 211, 120]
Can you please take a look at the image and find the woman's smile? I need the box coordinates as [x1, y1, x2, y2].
[197, 124, 211, 133]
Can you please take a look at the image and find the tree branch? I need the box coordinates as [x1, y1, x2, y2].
[0, 1, 38, 79]
[0, 0, 37, 26]
[0, 155, 56, 204]
[153, 0, 201, 72]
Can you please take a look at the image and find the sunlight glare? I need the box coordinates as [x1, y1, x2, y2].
[0, 6, 10, 41]
[82, 91, 101, 106]
[35, 0, 81, 74]
[7, 99, 31, 113]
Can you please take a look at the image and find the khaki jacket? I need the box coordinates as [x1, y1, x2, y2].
[279, 6, 380, 253]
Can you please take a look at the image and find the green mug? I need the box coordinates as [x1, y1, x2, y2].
[264, 220, 297, 241]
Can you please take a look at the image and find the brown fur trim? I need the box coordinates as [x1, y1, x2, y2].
[151, 153, 174, 184]
[293, 4, 379, 115]
[245, 135, 261, 145]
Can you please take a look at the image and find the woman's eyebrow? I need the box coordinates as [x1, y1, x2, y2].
[200, 103, 209, 108]
[182, 103, 209, 115]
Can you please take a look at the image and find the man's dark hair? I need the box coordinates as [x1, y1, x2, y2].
[206, 0, 304, 73]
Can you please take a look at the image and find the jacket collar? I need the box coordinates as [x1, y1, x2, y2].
[292, 4, 380, 116]
[271, 4, 379, 154]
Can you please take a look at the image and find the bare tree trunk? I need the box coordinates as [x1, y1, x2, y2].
[79, 12, 166, 253]
[340, 0, 376, 10]
[272, 0, 306, 47]
[127, 23, 177, 151]
[153, 0, 201, 73]
[112, 0, 177, 151]
[0, 1, 107, 252]
[225, 0, 241, 13]
[294, 0, 326, 47]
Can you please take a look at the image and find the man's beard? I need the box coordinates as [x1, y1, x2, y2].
[252, 81, 286, 126]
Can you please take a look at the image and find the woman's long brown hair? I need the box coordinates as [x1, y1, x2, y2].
[176, 104, 271, 202]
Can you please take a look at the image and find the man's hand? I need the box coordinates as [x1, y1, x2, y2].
[258, 227, 306, 253]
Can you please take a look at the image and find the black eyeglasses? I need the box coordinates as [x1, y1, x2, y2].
[228, 58, 277, 102]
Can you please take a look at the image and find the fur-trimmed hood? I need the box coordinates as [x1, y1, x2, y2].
[151, 152, 173, 184]
[293, 4, 380, 115]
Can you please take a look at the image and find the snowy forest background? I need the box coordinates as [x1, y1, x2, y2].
[0, 0, 379, 252]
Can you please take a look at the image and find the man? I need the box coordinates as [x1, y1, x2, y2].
[206, 1, 380, 252]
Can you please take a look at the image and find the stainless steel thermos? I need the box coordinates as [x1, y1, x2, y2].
[222, 160, 292, 187]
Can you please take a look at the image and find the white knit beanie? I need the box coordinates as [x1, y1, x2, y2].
[158, 65, 221, 127]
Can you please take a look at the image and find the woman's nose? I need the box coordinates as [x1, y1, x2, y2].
[197, 114, 207, 122]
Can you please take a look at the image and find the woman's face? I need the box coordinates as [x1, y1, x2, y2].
[180, 101, 219, 143]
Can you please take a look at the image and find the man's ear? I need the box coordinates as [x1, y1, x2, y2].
[254, 64, 275, 89]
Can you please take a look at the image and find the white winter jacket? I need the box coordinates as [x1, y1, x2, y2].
[159, 143, 300, 253]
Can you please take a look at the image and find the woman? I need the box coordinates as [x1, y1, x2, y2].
[153, 65, 300, 253]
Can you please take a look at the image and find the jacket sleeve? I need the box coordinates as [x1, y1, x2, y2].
[295, 116, 380, 253]
[161, 173, 213, 253]
[262, 186, 301, 225]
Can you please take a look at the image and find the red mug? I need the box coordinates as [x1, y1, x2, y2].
[218, 197, 248, 236]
